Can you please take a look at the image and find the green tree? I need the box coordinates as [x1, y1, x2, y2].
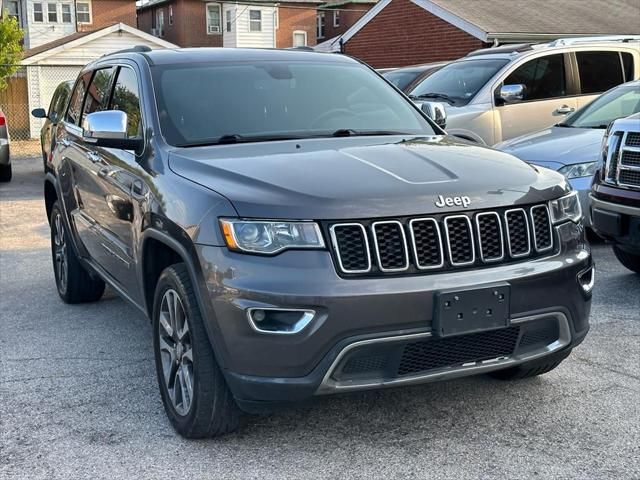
[0, 12, 24, 91]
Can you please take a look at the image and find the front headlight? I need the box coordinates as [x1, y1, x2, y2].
[219, 219, 325, 254]
[557, 161, 597, 179]
[549, 191, 582, 224]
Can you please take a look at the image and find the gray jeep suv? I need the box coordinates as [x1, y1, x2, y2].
[44, 47, 593, 438]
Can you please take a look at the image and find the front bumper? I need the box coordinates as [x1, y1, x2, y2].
[590, 194, 640, 253]
[195, 222, 592, 411]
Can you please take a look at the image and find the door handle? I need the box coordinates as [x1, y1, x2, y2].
[86, 151, 102, 163]
[554, 105, 575, 115]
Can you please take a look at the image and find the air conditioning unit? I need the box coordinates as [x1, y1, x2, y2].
[208, 25, 220, 33]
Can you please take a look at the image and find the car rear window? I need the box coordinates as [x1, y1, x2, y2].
[151, 61, 435, 146]
[576, 51, 625, 95]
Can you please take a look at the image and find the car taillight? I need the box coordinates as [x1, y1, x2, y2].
[0, 113, 6, 126]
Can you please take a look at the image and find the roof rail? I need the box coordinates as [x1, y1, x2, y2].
[102, 45, 153, 57]
[548, 35, 640, 47]
[466, 43, 533, 57]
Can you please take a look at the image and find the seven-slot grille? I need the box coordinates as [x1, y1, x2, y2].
[329, 204, 554, 276]
[605, 130, 640, 189]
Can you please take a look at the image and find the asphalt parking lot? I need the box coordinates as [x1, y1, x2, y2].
[1, 156, 639, 480]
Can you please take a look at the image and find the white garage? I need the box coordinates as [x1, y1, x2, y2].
[21, 23, 177, 138]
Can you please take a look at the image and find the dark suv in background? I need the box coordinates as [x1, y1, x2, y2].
[44, 47, 593, 438]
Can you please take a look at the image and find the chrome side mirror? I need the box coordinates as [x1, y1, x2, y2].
[499, 84, 525, 104]
[421, 101, 447, 129]
[83, 110, 128, 141]
[82, 110, 142, 151]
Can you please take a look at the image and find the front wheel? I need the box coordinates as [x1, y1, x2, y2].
[613, 245, 640, 274]
[153, 263, 241, 438]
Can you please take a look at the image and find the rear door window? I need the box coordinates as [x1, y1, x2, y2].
[576, 51, 624, 94]
[503, 54, 566, 101]
[622, 52, 634, 82]
[81, 67, 115, 124]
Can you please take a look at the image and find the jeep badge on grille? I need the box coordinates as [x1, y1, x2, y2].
[435, 195, 471, 208]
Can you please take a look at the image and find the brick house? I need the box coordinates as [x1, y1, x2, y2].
[137, 0, 323, 48]
[335, 0, 640, 68]
[3, 0, 135, 48]
[315, 0, 375, 45]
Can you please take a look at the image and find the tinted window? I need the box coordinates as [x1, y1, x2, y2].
[384, 70, 422, 91]
[152, 61, 436, 146]
[503, 54, 566, 101]
[409, 58, 509, 106]
[563, 84, 640, 128]
[110, 67, 142, 138]
[622, 52, 634, 82]
[48, 82, 72, 122]
[576, 51, 623, 95]
[82, 67, 115, 124]
[65, 72, 91, 125]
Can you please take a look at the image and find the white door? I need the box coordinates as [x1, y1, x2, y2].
[496, 54, 577, 143]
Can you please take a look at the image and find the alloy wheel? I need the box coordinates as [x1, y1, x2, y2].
[53, 213, 67, 293]
[158, 289, 194, 416]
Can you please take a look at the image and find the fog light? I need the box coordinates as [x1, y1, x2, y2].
[247, 308, 315, 334]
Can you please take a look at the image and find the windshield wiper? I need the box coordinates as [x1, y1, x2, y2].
[331, 129, 414, 137]
[556, 123, 573, 127]
[177, 133, 306, 147]
[409, 92, 457, 104]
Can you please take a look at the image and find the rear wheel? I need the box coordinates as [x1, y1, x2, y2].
[488, 348, 572, 380]
[0, 163, 11, 182]
[50, 201, 105, 303]
[153, 263, 241, 438]
[613, 245, 640, 274]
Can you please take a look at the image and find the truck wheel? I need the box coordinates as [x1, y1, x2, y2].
[488, 348, 572, 380]
[0, 163, 11, 182]
[613, 245, 640, 274]
[153, 263, 241, 438]
[50, 201, 105, 303]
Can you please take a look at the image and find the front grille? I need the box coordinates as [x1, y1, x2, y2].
[620, 150, 640, 167]
[444, 216, 475, 265]
[328, 204, 555, 276]
[397, 326, 521, 376]
[619, 169, 640, 187]
[626, 132, 640, 147]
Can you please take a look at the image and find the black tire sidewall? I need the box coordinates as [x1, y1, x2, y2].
[50, 202, 68, 298]
[152, 266, 201, 432]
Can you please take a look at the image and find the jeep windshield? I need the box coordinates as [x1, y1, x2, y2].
[151, 61, 437, 147]
[408, 58, 509, 106]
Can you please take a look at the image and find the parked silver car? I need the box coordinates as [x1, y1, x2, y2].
[0, 108, 11, 182]
[407, 37, 640, 145]
[494, 81, 640, 227]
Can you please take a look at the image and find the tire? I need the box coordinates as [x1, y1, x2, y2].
[0, 163, 11, 182]
[153, 263, 241, 438]
[50, 201, 105, 303]
[613, 245, 640, 274]
[488, 348, 572, 381]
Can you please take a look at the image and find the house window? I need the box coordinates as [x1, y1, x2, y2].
[156, 9, 164, 36]
[292, 30, 307, 47]
[76, 2, 91, 23]
[333, 10, 340, 27]
[169, 6, 174, 25]
[61, 4, 72, 23]
[206, 3, 221, 34]
[249, 10, 261, 32]
[225, 9, 232, 32]
[6, 1, 20, 22]
[47, 3, 57, 22]
[316, 12, 325, 39]
[33, 3, 43, 22]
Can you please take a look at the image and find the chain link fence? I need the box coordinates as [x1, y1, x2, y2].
[1, 64, 81, 157]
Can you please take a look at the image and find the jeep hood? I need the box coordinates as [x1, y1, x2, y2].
[168, 135, 568, 219]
